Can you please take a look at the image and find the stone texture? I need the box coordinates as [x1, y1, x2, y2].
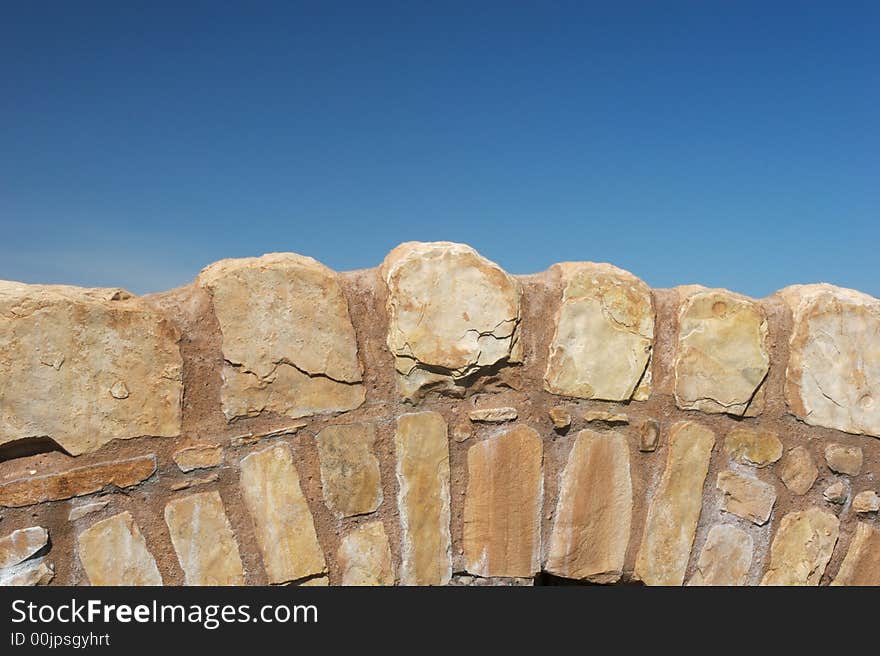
[548, 407, 571, 430]
[638, 419, 660, 452]
[634, 421, 715, 585]
[583, 410, 628, 425]
[0, 560, 54, 586]
[382, 242, 521, 399]
[463, 425, 543, 578]
[170, 474, 219, 491]
[831, 522, 880, 585]
[468, 407, 518, 423]
[68, 500, 110, 521]
[449, 575, 534, 586]
[783, 284, 880, 438]
[316, 423, 382, 518]
[852, 490, 880, 513]
[824, 443, 863, 476]
[240, 443, 326, 584]
[394, 412, 452, 585]
[823, 481, 848, 505]
[164, 491, 245, 586]
[760, 507, 839, 586]
[723, 427, 783, 467]
[197, 253, 364, 421]
[0, 526, 48, 569]
[0, 281, 182, 455]
[545, 430, 631, 583]
[544, 262, 653, 401]
[716, 470, 777, 525]
[674, 289, 769, 416]
[778, 446, 818, 496]
[686, 524, 753, 586]
[173, 444, 223, 472]
[0, 455, 157, 508]
[337, 521, 394, 586]
[77, 512, 162, 585]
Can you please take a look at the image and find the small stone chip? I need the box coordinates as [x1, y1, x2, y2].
[172, 444, 224, 472]
[548, 407, 571, 430]
[638, 420, 660, 452]
[582, 410, 628, 425]
[468, 407, 518, 423]
[852, 490, 880, 513]
[68, 500, 111, 521]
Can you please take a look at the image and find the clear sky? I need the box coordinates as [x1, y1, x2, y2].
[2, 2, 877, 298]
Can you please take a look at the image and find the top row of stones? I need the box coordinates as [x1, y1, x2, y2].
[1, 241, 878, 455]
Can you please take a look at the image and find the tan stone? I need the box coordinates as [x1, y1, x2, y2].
[316, 423, 382, 518]
[723, 428, 783, 467]
[337, 521, 394, 586]
[760, 507, 839, 585]
[449, 575, 534, 586]
[394, 412, 452, 585]
[638, 419, 661, 452]
[173, 444, 224, 472]
[823, 481, 848, 505]
[197, 253, 364, 421]
[0, 455, 157, 508]
[674, 289, 769, 416]
[634, 421, 715, 585]
[240, 444, 326, 584]
[687, 524, 753, 586]
[298, 576, 328, 586]
[548, 407, 571, 430]
[468, 407, 518, 423]
[852, 491, 880, 513]
[824, 443, 863, 476]
[545, 430, 631, 583]
[170, 473, 219, 491]
[716, 470, 777, 525]
[778, 446, 818, 495]
[583, 410, 629, 425]
[0, 561, 54, 586]
[164, 491, 245, 586]
[0, 526, 48, 568]
[382, 242, 521, 399]
[68, 500, 110, 521]
[0, 281, 182, 455]
[77, 512, 162, 585]
[463, 425, 543, 578]
[783, 284, 880, 437]
[831, 522, 880, 585]
[544, 263, 653, 401]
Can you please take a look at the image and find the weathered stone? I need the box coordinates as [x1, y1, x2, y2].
[852, 491, 880, 513]
[823, 481, 848, 505]
[240, 444, 326, 584]
[337, 521, 394, 586]
[824, 443, 863, 476]
[716, 470, 777, 525]
[316, 423, 382, 518]
[68, 500, 110, 521]
[394, 412, 452, 585]
[687, 524, 753, 586]
[463, 425, 543, 578]
[638, 419, 661, 452]
[583, 410, 629, 425]
[831, 522, 880, 585]
[760, 507, 839, 586]
[170, 473, 219, 491]
[0, 282, 182, 455]
[723, 427, 783, 467]
[548, 407, 571, 430]
[778, 446, 818, 496]
[77, 512, 162, 585]
[0, 526, 48, 569]
[545, 430, 631, 583]
[197, 253, 364, 421]
[634, 421, 715, 586]
[173, 444, 223, 472]
[468, 407, 518, 423]
[382, 242, 521, 399]
[448, 575, 534, 586]
[544, 263, 653, 401]
[0, 560, 54, 586]
[783, 284, 880, 438]
[674, 289, 769, 416]
[165, 491, 245, 586]
[0, 455, 157, 508]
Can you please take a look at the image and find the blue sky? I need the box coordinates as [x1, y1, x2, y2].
[2, 2, 877, 297]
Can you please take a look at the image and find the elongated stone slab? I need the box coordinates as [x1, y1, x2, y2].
[316, 423, 382, 518]
[77, 512, 162, 586]
[173, 444, 223, 472]
[394, 412, 452, 585]
[337, 521, 394, 586]
[634, 421, 715, 585]
[760, 507, 839, 586]
[240, 444, 326, 584]
[165, 491, 245, 586]
[463, 425, 543, 578]
[831, 522, 880, 586]
[716, 470, 777, 525]
[687, 524, 753, 586]
[0, 526, 48, 569]
[545, 430, 632, 583]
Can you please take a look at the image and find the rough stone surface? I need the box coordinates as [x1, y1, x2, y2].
[173, 444, 223, 472]
[686, 524, 753, 586]
[0, 526, 48, 569]
[77, 512, 162, 585]
[240, 444, 326, 584]
[0, 281, 182, 455]
[464, 425, 543, 578]
[716, 470, 777, 525]
[783, 284, 880, 438]
[545, 430, 631, 583]
[468, 407, 518, 423]
[778, 446, 818, 496]
[823, 481, 848, 505]
[68, 500, 111, 521]
[548, 407, 571, 430]
[544, 263, 653, 402]
[582, 410, 628, 425]
[674, 289, 769, 416]
[723, 428, 783, 467]
[164, 491, 245, 586]
[852, 490, 880, 513]
[0, 560, 54, 586]
[382, 242, 521, 399]
[638, 419, 660, 452]
[824, 443, 863, 476]
[315, 423, 382, 518]
[634, 421, 715, 586]
[337, 521, 394, 586]
[831, 522, 880, 585]
[197, 253, 364, 421]
[760, 507, 839, 586]
[449, 575, 534, 586]
[394, 412, 452, 585]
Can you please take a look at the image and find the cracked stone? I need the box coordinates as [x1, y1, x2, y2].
[778, 446, 818, 496]
[337, 521, 394, 586]
[716, 470, 777, 525]
[468, 407, 518, 423]
[316, 423, 382, 518]
[824, 443, 863, 476]
[77, 512, 162, 585]
[723, 427, 783, 467]
[852, 491, 880, 513]
[0, 526, 48, 569]
[0, 560, 54, 586]
[687, 524, 753, 586]
[832, 522, 880, 585]
[173, 444, 224, 472]
[760, 507, 839, 586]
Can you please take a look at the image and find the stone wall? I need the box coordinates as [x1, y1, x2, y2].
[1, 241, 879, 586]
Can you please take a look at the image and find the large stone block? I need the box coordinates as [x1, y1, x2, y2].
[337, 521, 395, 586]
[760, 507, 839, 586]
[77, 512, 162, 586]
[831, 522, 880, 586]
[316, 423, 382, 518]
[686, 524, 753, 586]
